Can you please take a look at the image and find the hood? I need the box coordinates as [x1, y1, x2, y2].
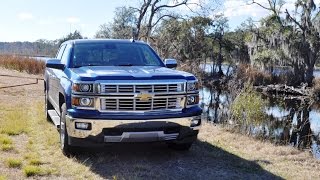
[69, 66, 196, 81]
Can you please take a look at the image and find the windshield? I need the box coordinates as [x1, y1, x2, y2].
[71, 42, 164, 67]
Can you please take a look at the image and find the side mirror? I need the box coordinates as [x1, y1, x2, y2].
[164, 59, 177, 69]
[46, 59, 65, 70]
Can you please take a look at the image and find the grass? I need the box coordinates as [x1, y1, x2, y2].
[0, 134, 12, 145]
[0, 55, 45, 75]
[29, 158, 44, 166]
[5, 158, 22, 168]
[23, 165, 44, 177]
[0, 175, 7, 180]
[1, 144, 14, 151]
[0, 107, 29, 135]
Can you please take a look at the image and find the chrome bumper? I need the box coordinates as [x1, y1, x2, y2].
[66, 116, 201, 140]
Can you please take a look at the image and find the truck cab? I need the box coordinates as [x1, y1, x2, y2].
[44, 39, 202, 155]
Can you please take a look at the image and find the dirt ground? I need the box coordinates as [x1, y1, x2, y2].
[0, 68, 319, 180]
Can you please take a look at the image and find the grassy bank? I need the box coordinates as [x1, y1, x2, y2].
[0, 55, 45, 75]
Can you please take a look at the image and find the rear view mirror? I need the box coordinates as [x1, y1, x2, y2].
[164, 59, 177, 69]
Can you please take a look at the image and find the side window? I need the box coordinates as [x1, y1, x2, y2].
[56, 45, 66, 59]
[61, 44, 72, 66]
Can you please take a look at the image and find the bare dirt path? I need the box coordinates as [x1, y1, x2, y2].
[0, 68, 319, 180]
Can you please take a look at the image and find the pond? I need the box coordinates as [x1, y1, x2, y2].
[199, 86, 320, 159]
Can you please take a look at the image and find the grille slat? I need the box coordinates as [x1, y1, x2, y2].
[101, 97, 181, 111]
[102, 84, 182, 93]
[100, 83, 183, 112]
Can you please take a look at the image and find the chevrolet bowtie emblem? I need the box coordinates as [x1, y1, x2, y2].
[136, 92, 153, 101]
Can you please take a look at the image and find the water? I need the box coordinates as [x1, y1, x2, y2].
[200, 63, 320, 78]
[32, 56, 52, 61]
[200, 86, 320, 159]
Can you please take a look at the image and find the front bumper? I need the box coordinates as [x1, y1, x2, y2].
[66, 115, 201, 146]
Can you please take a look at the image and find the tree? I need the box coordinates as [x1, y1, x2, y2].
[95, 24, 111, 38]
[58, 30, 84, 46]
[248, 0, 320, 85]
[96, 0, 218, 41]
[95, 7, 137, 39]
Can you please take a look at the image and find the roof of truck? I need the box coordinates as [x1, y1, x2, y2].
[62, 39, 147, 45]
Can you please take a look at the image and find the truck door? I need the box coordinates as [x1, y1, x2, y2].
[48, 44, 66, 111]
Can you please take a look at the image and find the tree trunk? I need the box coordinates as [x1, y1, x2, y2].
[217, 40, 223, 76]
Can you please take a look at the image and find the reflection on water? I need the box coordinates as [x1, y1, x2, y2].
[200, 86, 320, 159]
[201, 64, 320, 78]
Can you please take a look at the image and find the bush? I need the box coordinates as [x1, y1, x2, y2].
[0, 55, 45, 74]
[235, 64, 272, 86]
[231, 84, 267, 126]
[312, 78, 320, 99]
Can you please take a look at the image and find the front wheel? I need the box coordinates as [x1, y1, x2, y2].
[60, 103, 74, 157]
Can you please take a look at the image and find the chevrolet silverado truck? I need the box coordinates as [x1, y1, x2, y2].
[44, 39, 202, 155]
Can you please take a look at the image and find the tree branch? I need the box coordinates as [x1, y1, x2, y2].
[154, 0, 188, 11]
[247, 0, 272, 11]
[152, 14, 178, 27]
[285, 9, 304, 31]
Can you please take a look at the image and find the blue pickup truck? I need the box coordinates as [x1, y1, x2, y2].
[44, 39, 202, 155]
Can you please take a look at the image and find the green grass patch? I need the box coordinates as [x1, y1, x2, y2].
[29, 158, 44, 166]
[23, 165, 44, 177]
[1, 144, 14, 151]
[0, 175, 7, 180]
[5, 158, 22, 168]
[0, 109, 29, 135]
[0, 134, 12, 145]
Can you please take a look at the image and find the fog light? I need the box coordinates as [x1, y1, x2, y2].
[187, 95, 199, 105]
[191, 117, 201, 127]
[75, 122, 92, 130]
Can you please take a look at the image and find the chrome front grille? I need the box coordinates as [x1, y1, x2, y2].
[101, 97, 182, 111]
[99, 81, 185, 112]
[101, 84, 180, 93]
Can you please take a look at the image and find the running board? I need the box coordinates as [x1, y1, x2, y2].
[48, 110, 60, 129]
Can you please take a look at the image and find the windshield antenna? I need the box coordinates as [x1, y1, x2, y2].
[131, 27, 137, 42]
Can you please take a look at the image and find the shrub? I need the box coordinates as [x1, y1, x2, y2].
[312, 78, 320, 99]
[235, 64, 272, 86]
[231, 84, 267, 126]
[0, 55, 45, 75]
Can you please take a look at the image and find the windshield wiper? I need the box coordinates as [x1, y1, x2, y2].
[116, 63, 134, 66]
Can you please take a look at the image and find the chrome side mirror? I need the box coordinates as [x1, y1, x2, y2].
[164, 59, 177, 69]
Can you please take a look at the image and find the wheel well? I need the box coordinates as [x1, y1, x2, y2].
[59, 93, 65, 111]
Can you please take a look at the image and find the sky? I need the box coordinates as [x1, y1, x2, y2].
[0, 0, 319, 42]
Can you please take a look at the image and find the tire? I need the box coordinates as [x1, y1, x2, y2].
[60, 103, 74, 157]
[45, 90, 53, 121]
[168, 142, 193, 151]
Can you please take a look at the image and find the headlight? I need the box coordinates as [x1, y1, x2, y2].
[187, 81, 199, 92]
[73, 83, 94, 93]
[187, 95, 199, 106]
[72, 97, 94, 108]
